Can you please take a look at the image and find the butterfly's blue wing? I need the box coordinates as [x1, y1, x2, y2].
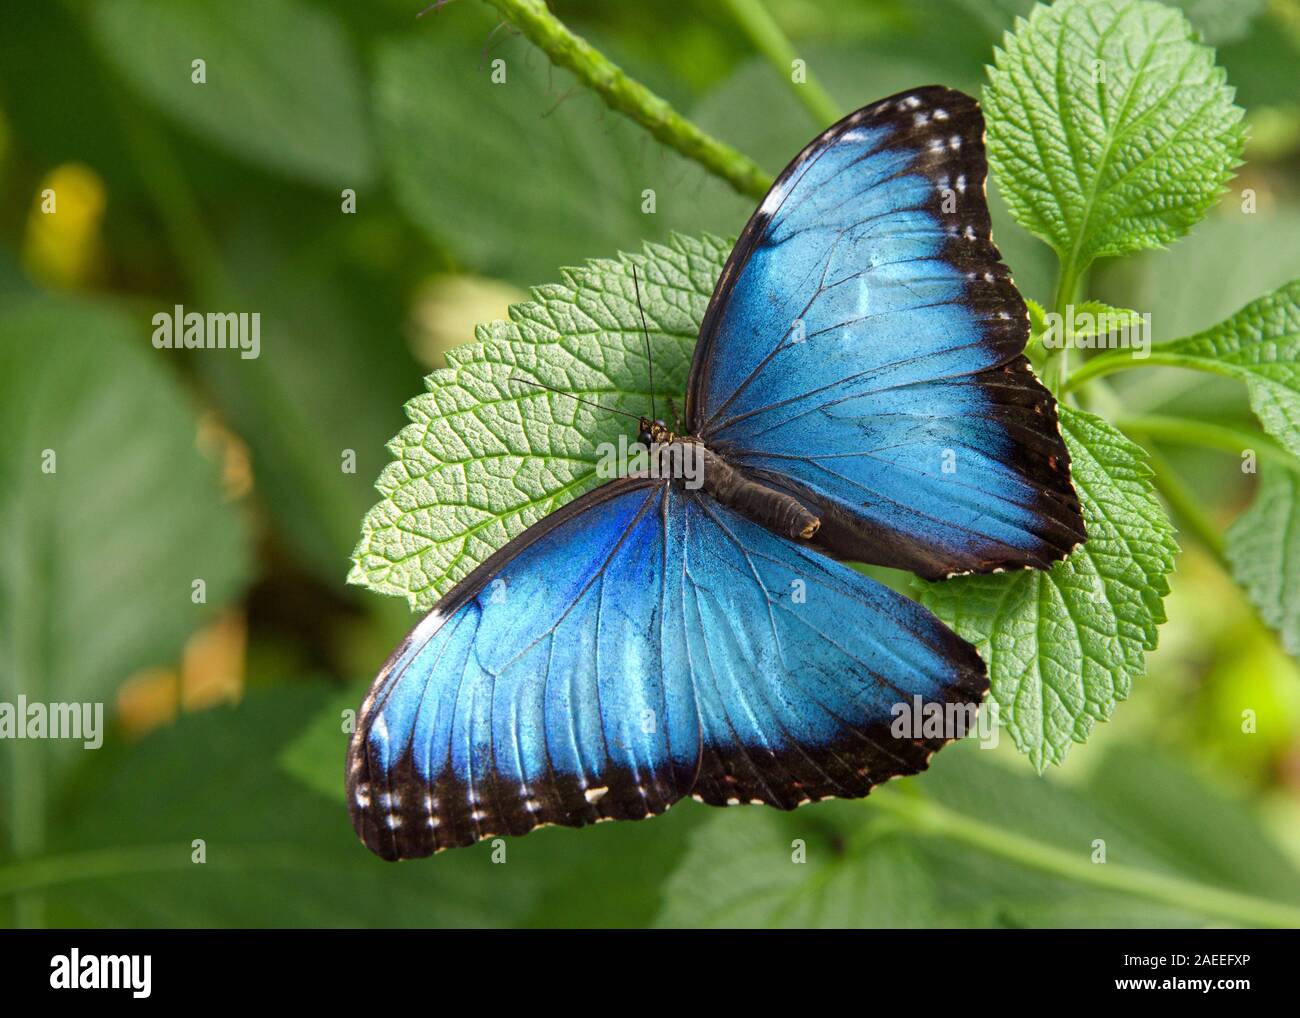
[686, 86, 1085, 578]
[347, 479, 985, 859]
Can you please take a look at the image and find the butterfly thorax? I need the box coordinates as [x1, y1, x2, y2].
[637, 417, 820, 542]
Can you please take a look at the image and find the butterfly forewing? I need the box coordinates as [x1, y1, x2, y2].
[686, 85, 1085, 578]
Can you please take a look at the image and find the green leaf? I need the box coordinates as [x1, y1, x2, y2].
[0, 297, 252, 926]
[1088, 744, 1300, 897]
[1101, 212, 1300, 345]
[1026, 296, 1049, 337]
[1093, 211, 1300, 420]
[920, 408, 1178, 769]
[1027, 297, 1144, 365]
[0, 298, 251, 753]
[7, 689, 537, 927]
[196, 226, 422, 588]
[1227, 465, 1300, 657]
[656, 742, 1300, 928]
[657, 800, 948, 927]
[984, 0, 1244, 277]
[350, 233, 730, 609]
[1024, 297, 1050, 369]
[375, 30, 747, 285]
[90, 0, 372, 187]
[1064, 301, 1146, 339]
[1159, 281, 1300, 459]
[278, 682, 364, 802]
[1027, 299, 1142, 341]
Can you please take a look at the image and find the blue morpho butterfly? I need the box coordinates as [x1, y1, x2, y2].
[347, 86, 1085, 860]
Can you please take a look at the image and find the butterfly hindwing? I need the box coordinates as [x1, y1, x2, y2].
[676, 493, 987, 808]
[348, 478, 987, 859]
[687, 86, 1085, 578]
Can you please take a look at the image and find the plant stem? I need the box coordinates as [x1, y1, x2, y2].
[0, 846, 193, 900]
[1116, 415, 1299, 472]
[1065, 349, 1240, 394]
[872, 791, 1300, 928]
[722, 0, 842, 126]
[1042, 259, 1084, 395]
[1130, 441, 1229, 566]
[478, 0, 773, 199]
[0, 843, 325, 899]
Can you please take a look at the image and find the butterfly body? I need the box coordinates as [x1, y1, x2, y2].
[348, 86, 1085, 860]
[636, 416, 821, 540]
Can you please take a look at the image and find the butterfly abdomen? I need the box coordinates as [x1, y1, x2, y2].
[699, 446, 820, 540]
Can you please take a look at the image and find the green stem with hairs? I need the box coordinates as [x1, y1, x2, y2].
[722, 0, 842, 126]
[872, 791, 1300, 928]
[478, 0, 773, 199]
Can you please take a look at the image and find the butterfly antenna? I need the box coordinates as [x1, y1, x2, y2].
[509, 377, 642, 422]
[632, 265, 656, 423]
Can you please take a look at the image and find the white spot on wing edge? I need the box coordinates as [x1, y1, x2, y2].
[758, 176, 793, 217]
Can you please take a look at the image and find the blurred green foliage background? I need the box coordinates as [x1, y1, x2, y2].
[0, 0, 1298, 927]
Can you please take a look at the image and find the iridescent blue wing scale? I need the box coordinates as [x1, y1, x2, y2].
[347, 479, 985, 859]
[686, 86, 1085, 578]
[674, 493, 986, 809]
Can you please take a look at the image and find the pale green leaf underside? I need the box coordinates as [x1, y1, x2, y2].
[349, 234, 730, 609]
[984, 0, 1244, 270]
[1227, 466, 1300, 657]
[1160, 279, 1300, 459]
[920, 408, 1178, 770]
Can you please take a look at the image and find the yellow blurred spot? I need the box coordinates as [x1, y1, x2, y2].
[181, 610, 246, 711]
[118, 611, 247, 736]
[22, 162, 107, 289]
[197, 411, 254, 501]
[407, 274, 527, 368]
[117, 667, 180, 737]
